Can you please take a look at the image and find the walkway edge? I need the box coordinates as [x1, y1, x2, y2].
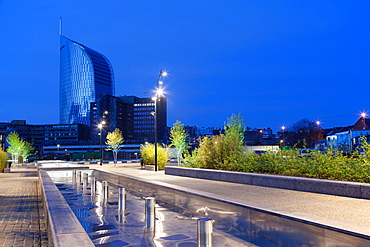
[165, 166, 370, 199]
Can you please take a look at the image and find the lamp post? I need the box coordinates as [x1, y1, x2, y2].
[154, 69, 167, 172]
[98, 122, 105, 166]
[97, 111, 108, 166]
[281, 126, 286, 146]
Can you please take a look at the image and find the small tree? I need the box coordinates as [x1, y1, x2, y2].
[6, 132, 25, 166]
[20, 141, 35, 161]
[184, 113, 246, 170]
[169, 120, 189, 165]
[105, 128, 124, 165]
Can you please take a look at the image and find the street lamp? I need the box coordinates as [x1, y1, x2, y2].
[154, 69, 167, 172]
[281, 126, 286, 146]
[98, 122, 104, 166]
[97, 111, 108, 166]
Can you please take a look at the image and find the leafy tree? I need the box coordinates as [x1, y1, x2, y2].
[185, 113, 246, 170]
[140, 143, 168, 170]
[105, 128, 124, 165]
[20, 141, 35, 161]
[6, 132, 25, 165]
[169, 120, 189, 165]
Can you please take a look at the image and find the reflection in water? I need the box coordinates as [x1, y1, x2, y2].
[51, 170, 269, 246]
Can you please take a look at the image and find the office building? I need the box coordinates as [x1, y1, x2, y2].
[1, 120, 89, 155]
[59, 36, 115, 126]
[91, 94, 167, 144]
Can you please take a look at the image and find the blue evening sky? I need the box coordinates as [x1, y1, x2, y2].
[0, 1, 369, 131]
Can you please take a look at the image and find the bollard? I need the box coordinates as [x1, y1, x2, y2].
[118, 187, 126, 211]
[82, 173, 88, 191]
[103, 181, 109, 200]
[91, 177, 96, 194]
[118, 213, 125, 223]
[197, 218, 213, 247]
[145, 197, 156, 230]
[72, 170, 76, 183]
[77, 171, 82, 184]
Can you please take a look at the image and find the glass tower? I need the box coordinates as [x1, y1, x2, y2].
[59, 36, 115, 126]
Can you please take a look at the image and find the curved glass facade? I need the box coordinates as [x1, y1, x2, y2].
[59, 36, 115, 125]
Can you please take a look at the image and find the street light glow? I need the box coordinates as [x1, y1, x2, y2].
[160, 71, 168, 77]
[281, 126, 286, 130]
[98, 123, 103, 129]
[316, 121, 321, 125]
[361, 112, 367, 118]
[156, 88, 165, 97]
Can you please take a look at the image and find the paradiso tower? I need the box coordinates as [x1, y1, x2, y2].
[59, 35, 115, 126]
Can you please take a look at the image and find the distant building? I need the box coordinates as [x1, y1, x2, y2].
[198, 127, 222, 136]
[1, 120, 89, 155]
[59, 36, 115, 126]
[90, 94, 167, 144]
[244, 128, 276, 145]
[319, 117, 370, 153]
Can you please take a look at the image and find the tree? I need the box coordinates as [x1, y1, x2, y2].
[6, 132, 25, 166]
[287, 118, 322, 148]
[105, 128, 124, 165]
[20, 141, 35, 161]
[184, 113, 246, 170]
[169, 120, 189, 165]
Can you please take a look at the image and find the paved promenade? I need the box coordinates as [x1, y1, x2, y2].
[0, 165, 47, 247]
[90, 162, 370, 233]
[3, 161, 370, 246]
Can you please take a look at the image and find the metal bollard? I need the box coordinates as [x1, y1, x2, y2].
[91, 177, 96, 194]
[145, 197, 156, 230]
[82, 173, 88, 191]
[118, 212, 125, 223]
[103, 181, 109, 200]
[72, 170, 76, 183]
[77, 171, 82, 184]
[197, 218, 213, 247]
[118, 187, 126, 211]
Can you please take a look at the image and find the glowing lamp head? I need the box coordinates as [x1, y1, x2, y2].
[156, 88, 165, 97]
[361, 112, 367, 118]
[98, 123, 103, 129]
[160, 71, 168, 77]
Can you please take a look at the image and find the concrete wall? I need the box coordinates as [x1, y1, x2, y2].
[38, 170, 94, 247]
[165, 166, 370, 199]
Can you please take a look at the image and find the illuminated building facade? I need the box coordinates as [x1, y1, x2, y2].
[59, 36, 115, 126]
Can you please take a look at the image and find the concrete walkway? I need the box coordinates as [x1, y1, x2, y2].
[0, 165, 47, 247]
[90, 162, 370, 233]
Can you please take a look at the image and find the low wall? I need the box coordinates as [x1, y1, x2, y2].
[38, 170, 94, 247]
[165, 166, 370, 199]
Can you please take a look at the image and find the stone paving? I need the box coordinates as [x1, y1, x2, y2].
[0, 166, 47, 247]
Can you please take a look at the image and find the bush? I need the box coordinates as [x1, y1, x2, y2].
[0, 150, 8, 172]
[140, 143, 168, 170]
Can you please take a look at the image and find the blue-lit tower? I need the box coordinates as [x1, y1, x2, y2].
[59, 36, 115, 126]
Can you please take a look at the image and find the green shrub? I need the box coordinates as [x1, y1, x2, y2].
[140, 143, 168, 170]
[0, 150, 8, 172]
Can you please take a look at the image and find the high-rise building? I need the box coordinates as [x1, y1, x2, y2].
[90, 95, 167, 144]
[59, 36, 115, 126]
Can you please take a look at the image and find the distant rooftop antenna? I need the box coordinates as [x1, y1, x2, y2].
[59, 17, 62, 35]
